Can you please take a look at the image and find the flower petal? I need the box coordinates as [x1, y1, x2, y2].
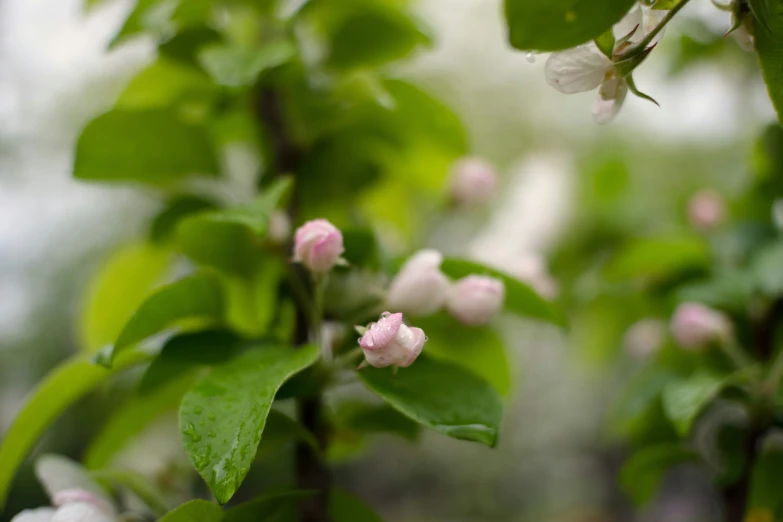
[592, 78, 628, 124]
[545, 44, 611, 94]
[10, 508, 56, 522]
[359, 312, 403, 350]
[34, 456, 113, 511]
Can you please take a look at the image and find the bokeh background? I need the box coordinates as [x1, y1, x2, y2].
[0, 0, 776, 520]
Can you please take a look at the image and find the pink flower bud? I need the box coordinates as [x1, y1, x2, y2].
[446, 275, 505, 326]
[623, 319, 666, 358]
[687, 190, 725, 232]
[386, 249, 451, 317]
[268, 210, 291, 244]
[670, 302, 730, 351]
[358, 312, 426, 368]
[448, 157, 498, 206]
[293, 219, 344, 273]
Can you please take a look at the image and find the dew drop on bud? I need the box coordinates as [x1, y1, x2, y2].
[381, 312, 390, 318]
[526, 52, 536, 64]
[424, 336, 429, 342]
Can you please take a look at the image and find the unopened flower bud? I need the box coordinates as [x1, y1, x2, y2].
[624, 319, 666, 358]
[293, 219, 344, 273]
[515, 254, 559, 300]
[670, 302, 730, 351]
[358, 312, 426, 368]
[447, 275, 505, 326]
[268, 210, 291, 244]
[387, 249, 451, 317]
[687, 190, 725, 232]
[448, 157, 498, 206]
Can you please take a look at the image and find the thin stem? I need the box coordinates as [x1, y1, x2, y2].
[620, 0, 692, 57]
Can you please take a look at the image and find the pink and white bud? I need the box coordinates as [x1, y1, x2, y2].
[671, 302, 731, 351]
[387, 249, 451, 317]
[624, 318, 666, 358]
[293, 219, 344, 273]
[448, 157, 498, 206]
[688, 190, 725, 232]
[268, 210, 291, 244]
[447, 275, 505, 326]
[358, 312, 426, 368]
[515, 254, 559, 300]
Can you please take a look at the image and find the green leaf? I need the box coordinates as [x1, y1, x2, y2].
[224, 490, 315, 522]
[329, 489, 383, 522]
[104, 273, 224, 365]
[85, 375, 195, 469]
[159, 26, 223, 66]
[620, 445, 698, 505]
[115, 58, 215, 110]
[150, 196, 216, 244]
[675, 270, 755, 313]
[159, 499, 224, 522]
[198, 41, 296, 87]
[662, 371, 725, 436]
[504, 0, 637, 52]
[139, 330, 241, 394]
[609, 367, 678, 439]
[92, 468, 171, 516]
[416, 314, 511, 395]
[752, 239, 783, 297]
[756, 0, 783, 122]
[180, 345, 320, 504]
[110, 0, 175, 47]
[440, 258, 566, 327]
[176, 179, 292, 276]
[358, 358, 503, 447]
[73, 109, 219, 184]
[0, 351, 149, 509]
[333, 402, 420, 441]
[79, 242, 171, 353]
[604, 235, 709, 282]
[326, 5, 430, 70]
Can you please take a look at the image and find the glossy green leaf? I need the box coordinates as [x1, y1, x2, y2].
[73, 109, 219, 184]
[105, 273, 224, 364]
[329, 489, 383, 522]
[224, 490, 315, 522]
[199, 41, 296, 87]
[0, 351, 149, 509]
[115, 58, 215, 109]
[180, 345, 320, 504]
[416, 314, 511, 395]
[620, 445, 697, 505]
[139, 330, 241, 394]
[604, 235, 709, 282]
[358, 358, 503, 447]
[326, 5, 430, 70]
[504, 0, 637, 52]
[85, 375, 195, 469]
[755, 0, 783, 122]
[79, 242, 171, 353]
[662, 372, 724, 436]
[92, 468, 171, 516]
[440, 258, 566, 327]
[159, 499, 224, 522]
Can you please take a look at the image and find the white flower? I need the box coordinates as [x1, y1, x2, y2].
[11, 455, 117, 522]
[544, 4, 666, 124]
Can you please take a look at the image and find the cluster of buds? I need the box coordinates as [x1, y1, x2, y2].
[385, 249, 507, 326]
